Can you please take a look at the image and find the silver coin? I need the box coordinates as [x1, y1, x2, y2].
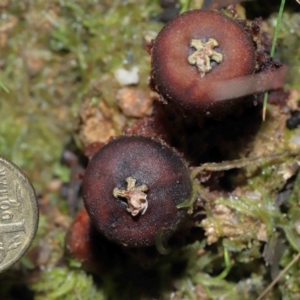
[0, 157, 38, 273]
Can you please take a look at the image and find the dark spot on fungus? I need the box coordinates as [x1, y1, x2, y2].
[150, 9, 256, 112]
[82, 135, 192, 248]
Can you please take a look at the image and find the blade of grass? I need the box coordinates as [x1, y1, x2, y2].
[262, 0, 286, 121]
[215, 248, 231, 280]
[0, 80, 9, 93]
[180, 0, 191, 13]
[256, 253, 300, 300]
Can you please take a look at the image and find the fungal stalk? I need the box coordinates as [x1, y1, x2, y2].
[113, 177, 148, 216]
[188, 38, 223, 77]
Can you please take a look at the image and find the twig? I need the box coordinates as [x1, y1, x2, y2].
[262, 0, 286, 121]
[256, 252, 300, 300]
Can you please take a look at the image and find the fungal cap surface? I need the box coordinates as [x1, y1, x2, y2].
[82, 136, 192, 248]
[151, 9, 256, 111]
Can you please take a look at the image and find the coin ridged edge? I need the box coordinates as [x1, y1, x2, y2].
[0, 156, 39, 273]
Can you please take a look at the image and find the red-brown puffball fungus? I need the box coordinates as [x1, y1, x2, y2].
[82, 135, 192, 248]
[150, 9, 286, 115]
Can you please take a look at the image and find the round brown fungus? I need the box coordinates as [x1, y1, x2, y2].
[82, 135, 192, 248]
[150, 9, 257, 113]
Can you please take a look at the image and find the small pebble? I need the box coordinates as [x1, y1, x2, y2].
[116, 88, 153, 118]
[114, 66, 139, 86]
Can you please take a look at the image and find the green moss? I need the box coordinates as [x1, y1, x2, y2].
[32, 267, 105, 300]
[48, 0, 161, 101]
[0, 0, 161, 193]
[167, 241, 265, 300]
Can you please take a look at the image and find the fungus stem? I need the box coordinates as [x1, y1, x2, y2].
[262, 0, 286, 121]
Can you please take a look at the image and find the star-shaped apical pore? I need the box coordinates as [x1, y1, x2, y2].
[188, 38, 223, 77]
[113, 177, 149, 217]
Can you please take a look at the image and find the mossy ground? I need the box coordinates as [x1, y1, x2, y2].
[0, 0, 300, 299]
